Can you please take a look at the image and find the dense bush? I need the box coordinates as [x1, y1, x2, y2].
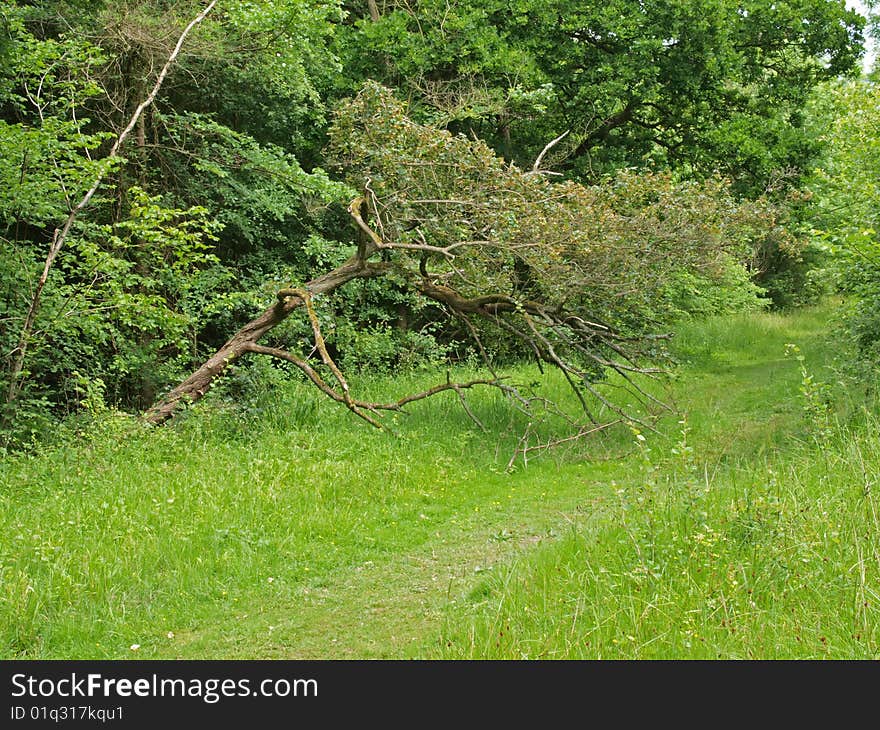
[806, 80, 880, 361]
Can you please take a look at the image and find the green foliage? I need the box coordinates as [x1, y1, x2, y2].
[784, 342, 835, 442]
[806, 79, 880, 359]
[746, 187, 826, 308]
[334, 0, 545, 154]
[338, 0, 864, 189]
[2, 187, 223, 448]
[192, 0, 343, 157]
[0, 1, 358, 446]
[750, 237, 829, 310]
[331, 322, 454, 373]
[660, 263, 768, 320]
[0, 8, 119, 445]
[0, 3, 113, 224]
[152, 111, 352, 257]
[0, 6, 107, 118]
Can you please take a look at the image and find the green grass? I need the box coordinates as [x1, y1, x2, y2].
[433, 305, 880, 658]
[1, 302, 878, 658]
[432, 417, 880, 658]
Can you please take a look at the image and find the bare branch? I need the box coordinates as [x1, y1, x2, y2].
[242, 339, 509, 431]
[512, 419, 623, 462]
[348, 195, 383, 255]
[144, 258, 392, 425]
[529, 129, 570, 175]
[243, 343, 384, 429]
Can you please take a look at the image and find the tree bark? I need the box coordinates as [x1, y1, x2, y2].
[572, 100, 638, 159]
[143, 257, 389, 425]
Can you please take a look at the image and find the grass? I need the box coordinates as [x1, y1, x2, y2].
[433, 305, 880, 658]
[433, 415, 880, 658]
[1, 302, 878, 658]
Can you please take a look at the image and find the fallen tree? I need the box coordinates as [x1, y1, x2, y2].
[145, 83, 788, 444]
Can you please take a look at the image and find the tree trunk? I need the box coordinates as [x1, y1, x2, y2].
[143, 257, 389, 425]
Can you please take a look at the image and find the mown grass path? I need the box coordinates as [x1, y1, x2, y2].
[159, 307, 838, 658]
[1, 305, 858, 659]
[435, 305, 879, 659]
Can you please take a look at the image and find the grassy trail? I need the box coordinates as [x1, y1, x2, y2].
[3, 304, 874, 659]
[176, 486, 592, 659]
[435, 306, 880, 658]
[210, 305, 837, 659]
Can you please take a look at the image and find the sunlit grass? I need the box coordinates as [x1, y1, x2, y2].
[432, 416, 880, 659]
[432, 304, 880, 659]
[1, 302, 877, 658]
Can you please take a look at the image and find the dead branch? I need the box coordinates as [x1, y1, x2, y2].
[240, 340, 508, 430]
[144, 258, 391, 425]
[528, 129, 570, 176]
[510, 419, 623, 465]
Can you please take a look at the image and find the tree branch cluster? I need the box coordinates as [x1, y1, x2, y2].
[146, 82, 781, 455]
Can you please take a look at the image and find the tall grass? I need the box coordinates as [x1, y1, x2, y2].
[0, 365, 609, 658]
[433, 305, 880, 659]
[1, 303, 877, 659]
[432, 415, 880, 658]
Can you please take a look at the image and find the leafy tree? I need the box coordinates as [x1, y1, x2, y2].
[147, 84, 785, 434]
[338, 0, 864, 191]
[0, 1, 235, 444]
[807, 78, 880, 359]
[0, 1, 350, 445]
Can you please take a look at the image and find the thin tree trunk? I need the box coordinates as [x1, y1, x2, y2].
[3, 1, 218, 414]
